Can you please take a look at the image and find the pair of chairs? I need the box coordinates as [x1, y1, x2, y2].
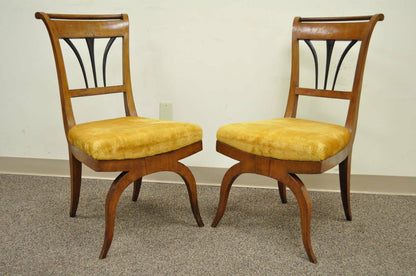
[35, 12, 383, 263]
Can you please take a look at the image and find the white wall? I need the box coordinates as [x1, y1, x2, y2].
[0, 0, 415, 177]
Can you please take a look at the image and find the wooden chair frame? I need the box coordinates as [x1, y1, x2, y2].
[35, 12, 204, 259]
[211, 14, 384, 263]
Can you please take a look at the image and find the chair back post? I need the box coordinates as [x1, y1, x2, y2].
[35, 12, 138, 136]
[284, 14, 384, 142]
[285, 17, 302, 119]
[118, 14, 138, 118]
[345, 14, 384, 138]
[35, 12, 75, 133]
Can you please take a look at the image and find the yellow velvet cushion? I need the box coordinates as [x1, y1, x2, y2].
[68, 116, 202, 160]
[217, 118, 351, 161]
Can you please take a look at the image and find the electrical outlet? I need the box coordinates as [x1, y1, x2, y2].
[159, 102, 173, 120]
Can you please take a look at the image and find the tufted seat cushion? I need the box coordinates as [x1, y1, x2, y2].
[217, 118, 351, 161]
[68, 116, 202, 160]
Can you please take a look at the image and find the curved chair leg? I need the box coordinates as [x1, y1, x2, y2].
[339, 156, 352, 221]
[174, 162, 204, 227]
[211, 163, 243, 227]
[100, 171, 139, 259]
[132, 178, 142, 202]
[286, 173, 317, 263]
[278, 181, 287, 203]
[69, 153, 82, 217]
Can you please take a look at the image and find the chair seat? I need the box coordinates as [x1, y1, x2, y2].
[68, 116, 203, 160]
[217, 118, 351, 161]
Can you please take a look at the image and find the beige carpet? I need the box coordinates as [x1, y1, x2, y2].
[1, 174, 415, 275]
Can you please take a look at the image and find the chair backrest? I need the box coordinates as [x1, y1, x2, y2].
[285, 14, 383, 140]
[35, 12, 137, 135]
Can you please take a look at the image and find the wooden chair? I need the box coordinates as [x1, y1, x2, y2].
[211, 14, 384, 263]
[35, 12, 204, 259]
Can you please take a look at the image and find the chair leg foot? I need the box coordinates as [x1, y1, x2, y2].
[132, 178, 142, 202]
[99, 171, 137, 259]
[339, 156, 352, 221]
[211, 204, 225, 228]
[278, 181, 288, 203]
[211, 163, 242, 227]
[175, 162, 204, 227]
[99, 232, 112, 259]
[69, 153, 82, 217]
[286, 174, 317, 263]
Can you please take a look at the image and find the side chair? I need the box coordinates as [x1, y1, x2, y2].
[35, 12, 204, 259]
[211, 14, 384, 263]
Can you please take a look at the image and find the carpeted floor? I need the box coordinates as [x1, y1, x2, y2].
[1, 173, 415, 275]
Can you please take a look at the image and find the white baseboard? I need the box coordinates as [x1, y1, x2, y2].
[0, 156, 415, 195]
